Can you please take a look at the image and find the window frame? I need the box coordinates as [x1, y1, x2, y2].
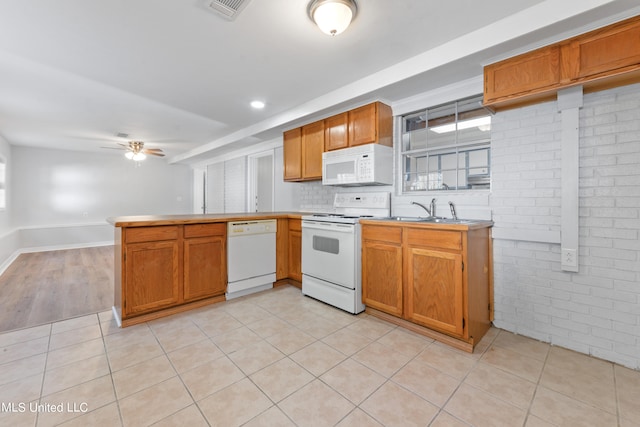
[398, 95, 492, 194]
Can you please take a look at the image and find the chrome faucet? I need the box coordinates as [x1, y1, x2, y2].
[411, 199, 436, 217]
[449, 201, 458, 220]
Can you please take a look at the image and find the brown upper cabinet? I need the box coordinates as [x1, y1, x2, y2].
[324, 102, 393, 151]
[324, 112, 349, 151]
[564, 16, 640, 83]
[484, 45, 561, 107]
[484, 15, 640, 109]
[283, 101, 393, 181]
[283, 128, 302, 181]
[283, 121, 323, 182]
[301, 121, 324, 180]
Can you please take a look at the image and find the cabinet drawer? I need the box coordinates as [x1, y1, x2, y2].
[126, 226, 179, 243]
[362, 225, 402, 244]
[184, 223, 225, 238]
[406, 229, 461, 251]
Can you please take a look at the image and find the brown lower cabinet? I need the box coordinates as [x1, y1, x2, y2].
[362, 222, 493, 352]
[362, 226, 403, 316]
[183, 224, 227, 302]
[275, 218, 302, 287]
[288, 219, 302, 283]
[115, 223, 226, 326]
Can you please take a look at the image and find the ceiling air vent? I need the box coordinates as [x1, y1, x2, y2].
[204, 0, 252, 20]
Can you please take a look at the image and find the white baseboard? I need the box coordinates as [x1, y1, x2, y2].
[0, 251, 21, 277]
[19, 240, 113, 254]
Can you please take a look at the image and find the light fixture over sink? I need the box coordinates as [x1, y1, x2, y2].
[308, 0, 357, 36]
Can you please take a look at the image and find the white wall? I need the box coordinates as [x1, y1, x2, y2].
[491, 83, 640, 370]
[273, 146, 300, 212]
[10, 146, 192, 249]
[0, 135, 17, 267]
[0, 136, 11, 233]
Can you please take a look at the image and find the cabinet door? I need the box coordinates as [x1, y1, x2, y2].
[183, 235, 226, 302]
[124, 240, 180, 316]
[362, 240, 403, 316]
[348, 103, 378, 146]
[405, 247, 464, 337]
[288, 220, 302, 282]
[565, 17, 640, 81]
[283, 128, 302, 181]
[484, 45, 560, 104]
[324, 112, 349, 151]
[301, 121, 323, 179]
[276, 218, 289, 280]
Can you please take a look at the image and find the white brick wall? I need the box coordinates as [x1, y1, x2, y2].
[298, 181, 336, 212]
[492, 83, 640, 369]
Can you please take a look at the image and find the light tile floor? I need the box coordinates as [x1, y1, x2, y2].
[0, 285, 638, 427]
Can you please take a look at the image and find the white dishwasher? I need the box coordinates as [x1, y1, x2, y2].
[227, 219, 277, 300]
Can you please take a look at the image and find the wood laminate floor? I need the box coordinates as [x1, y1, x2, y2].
[0, 246, 113, 333]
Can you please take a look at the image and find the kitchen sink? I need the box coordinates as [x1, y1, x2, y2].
[421, 217, 474, 224]
[383, 216, 427, 222]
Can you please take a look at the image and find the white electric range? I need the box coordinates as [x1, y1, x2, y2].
[301, 192, 391, 314]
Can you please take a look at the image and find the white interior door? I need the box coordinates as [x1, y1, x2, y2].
[248, 151, 274, 212]
[206, 162, 225, 213]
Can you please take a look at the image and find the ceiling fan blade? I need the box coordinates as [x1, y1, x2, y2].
[144, 150, 165, 157]
[100, 146, 126, 150]
[144, 148, 164, 152]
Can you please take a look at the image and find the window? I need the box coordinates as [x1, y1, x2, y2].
[0, 156, 5, 210]
[400, 95, 491, 192]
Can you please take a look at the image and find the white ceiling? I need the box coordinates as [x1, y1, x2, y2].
[1, 0, 639, 164]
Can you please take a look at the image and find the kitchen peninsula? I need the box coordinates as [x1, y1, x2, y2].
[108, 213, 304, 327]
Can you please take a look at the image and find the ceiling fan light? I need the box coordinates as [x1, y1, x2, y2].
[132, 152, 146, 161]
[125, 151, 134, 160]
[309, 0, 357, 36]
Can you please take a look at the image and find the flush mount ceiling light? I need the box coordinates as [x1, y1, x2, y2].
[308, 0, 357, 36]
[250, 100, 265, 109]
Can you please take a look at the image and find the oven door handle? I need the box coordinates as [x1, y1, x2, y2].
[302, 221, 355, 233]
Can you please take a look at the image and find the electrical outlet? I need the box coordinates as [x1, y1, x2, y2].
[562, 248, 577, 268]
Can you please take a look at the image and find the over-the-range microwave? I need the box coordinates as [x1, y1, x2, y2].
[322, 143, 393, 186]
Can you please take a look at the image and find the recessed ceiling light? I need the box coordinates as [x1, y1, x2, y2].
[250, 100, 265, 109]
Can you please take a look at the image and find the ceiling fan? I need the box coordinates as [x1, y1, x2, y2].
[104, 141, 165, 161]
